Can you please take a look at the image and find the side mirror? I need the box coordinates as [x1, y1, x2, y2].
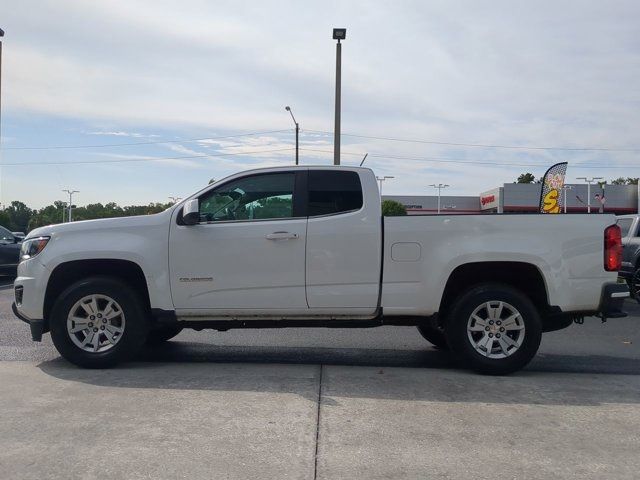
[182, 199, 200, 225]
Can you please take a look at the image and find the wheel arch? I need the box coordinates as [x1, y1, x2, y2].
[44, 259, 151, 321]
[439, 261, 550, 321]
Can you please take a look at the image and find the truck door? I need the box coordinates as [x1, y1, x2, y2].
[305, 169, 382, 314]
[169, 171, 308, 314]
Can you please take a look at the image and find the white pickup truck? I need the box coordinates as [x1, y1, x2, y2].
[13, 166, 629, 374]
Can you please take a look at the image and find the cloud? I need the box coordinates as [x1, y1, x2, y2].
[87, 131, 160, 138]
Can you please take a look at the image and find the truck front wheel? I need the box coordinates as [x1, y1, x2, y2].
[49, 276, 149, 368]
[444, 283, 542, 375]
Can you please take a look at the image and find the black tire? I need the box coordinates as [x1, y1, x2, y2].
[444, 283, 542, 375]
[146, 325, 183, 345]
[49, 276, 149, 368]
[629, 269, 640, 304]
[416, 324, 449, 349]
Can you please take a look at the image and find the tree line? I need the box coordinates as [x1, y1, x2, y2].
[516, 174, 638, 186]
[0, 201, 173, 233]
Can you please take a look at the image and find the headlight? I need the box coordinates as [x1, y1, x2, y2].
[20, 236, 50, 261]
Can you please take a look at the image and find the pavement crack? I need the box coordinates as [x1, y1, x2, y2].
[313, 364, 323, 480]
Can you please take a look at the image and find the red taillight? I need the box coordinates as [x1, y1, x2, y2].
[604, 224, 622, 271]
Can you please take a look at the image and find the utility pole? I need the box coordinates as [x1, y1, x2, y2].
[284, 106, 299, 165]
[376, 176, 394, 195]
[561, 185, 573, 214]
[0, 28, 5, 207]
[168, 196, 181, 204]
[576, 177, 602, 213]
[429, 183, 450, 214]
[62, 189, 79, 222]
[332, 28, 346, 165]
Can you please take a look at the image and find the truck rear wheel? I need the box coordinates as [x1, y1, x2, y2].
[416, 324, 449, 349]
[444, 283, 542, 375]
[49, 276, 149, 368]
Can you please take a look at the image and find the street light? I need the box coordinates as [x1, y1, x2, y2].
[561, 185, 573, 214]
[576, 177, 603, 213]
[332, 28, 346, 166]
[284, 106, 299, 165]
[429, 183, 450, 214]
[376, 176, 394, 195]
[62, 189, 79, 222]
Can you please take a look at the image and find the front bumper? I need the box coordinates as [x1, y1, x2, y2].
[12, 302, 47, 342]
[597, 282, 629, 320]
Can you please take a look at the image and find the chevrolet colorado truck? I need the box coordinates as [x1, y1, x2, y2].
[13, 166, 629, 374]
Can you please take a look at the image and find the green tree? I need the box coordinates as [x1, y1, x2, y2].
[381, 200, 407, 216]
[610, 177, 639, 185]
[516, 173, 536, 184]
[2, 201, 33, 232]
[0, 200, 173, 233]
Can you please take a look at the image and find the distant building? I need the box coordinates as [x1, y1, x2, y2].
[384, 183, 638, 215]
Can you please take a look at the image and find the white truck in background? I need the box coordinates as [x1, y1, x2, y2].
[13, 166, 629, 374]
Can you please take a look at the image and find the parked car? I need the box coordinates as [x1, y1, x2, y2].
[617, 214, 640, 302]
[0, 225, 22, 276]
[13, 166, 628, 374]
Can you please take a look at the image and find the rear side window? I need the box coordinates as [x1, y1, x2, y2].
[308, 171, 363, 216]
[617, 218, 633, 237]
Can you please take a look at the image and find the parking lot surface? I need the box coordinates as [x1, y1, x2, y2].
[1, 279, 639, 479]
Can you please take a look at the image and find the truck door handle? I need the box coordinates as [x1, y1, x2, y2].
[265, 231, 299, 240]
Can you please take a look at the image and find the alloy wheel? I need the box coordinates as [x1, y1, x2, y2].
[66, 294, 126, 353]
[466, 300, 525, 359]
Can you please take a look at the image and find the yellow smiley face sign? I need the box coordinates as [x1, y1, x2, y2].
[542, 189, 560, 214]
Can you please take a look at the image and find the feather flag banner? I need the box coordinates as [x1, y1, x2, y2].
[539, 162, 568, 214]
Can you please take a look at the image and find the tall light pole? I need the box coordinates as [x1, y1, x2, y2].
[284, 106, 299, 165]
[376, 176, 394, 195]
[561, 185, 573, 214]
[576, 177, 602, 213]
[332, 28, 346, 166]
[62, 189, 79, 222]
[429, 183, 450, 214]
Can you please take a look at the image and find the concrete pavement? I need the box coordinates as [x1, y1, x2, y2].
[2, 360, 640, 480]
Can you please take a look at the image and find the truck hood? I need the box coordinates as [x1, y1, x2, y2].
[27, 208, 175, 239]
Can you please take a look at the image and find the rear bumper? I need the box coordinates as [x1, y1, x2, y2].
[12, 302, 47, 342]
[597, 282, 629, 319]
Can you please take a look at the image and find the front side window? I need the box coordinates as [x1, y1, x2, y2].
[308, 170, 363, 216]
[199, 173, 295, 222]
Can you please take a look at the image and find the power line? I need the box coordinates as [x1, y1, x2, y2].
[1, 129, 291, 151]
[304, 129, 640, 153]
[299, 148, 640, 169]
[0, 147, 295, 166]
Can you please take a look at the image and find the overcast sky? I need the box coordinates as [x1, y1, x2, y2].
[1, 0, 639, 208]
